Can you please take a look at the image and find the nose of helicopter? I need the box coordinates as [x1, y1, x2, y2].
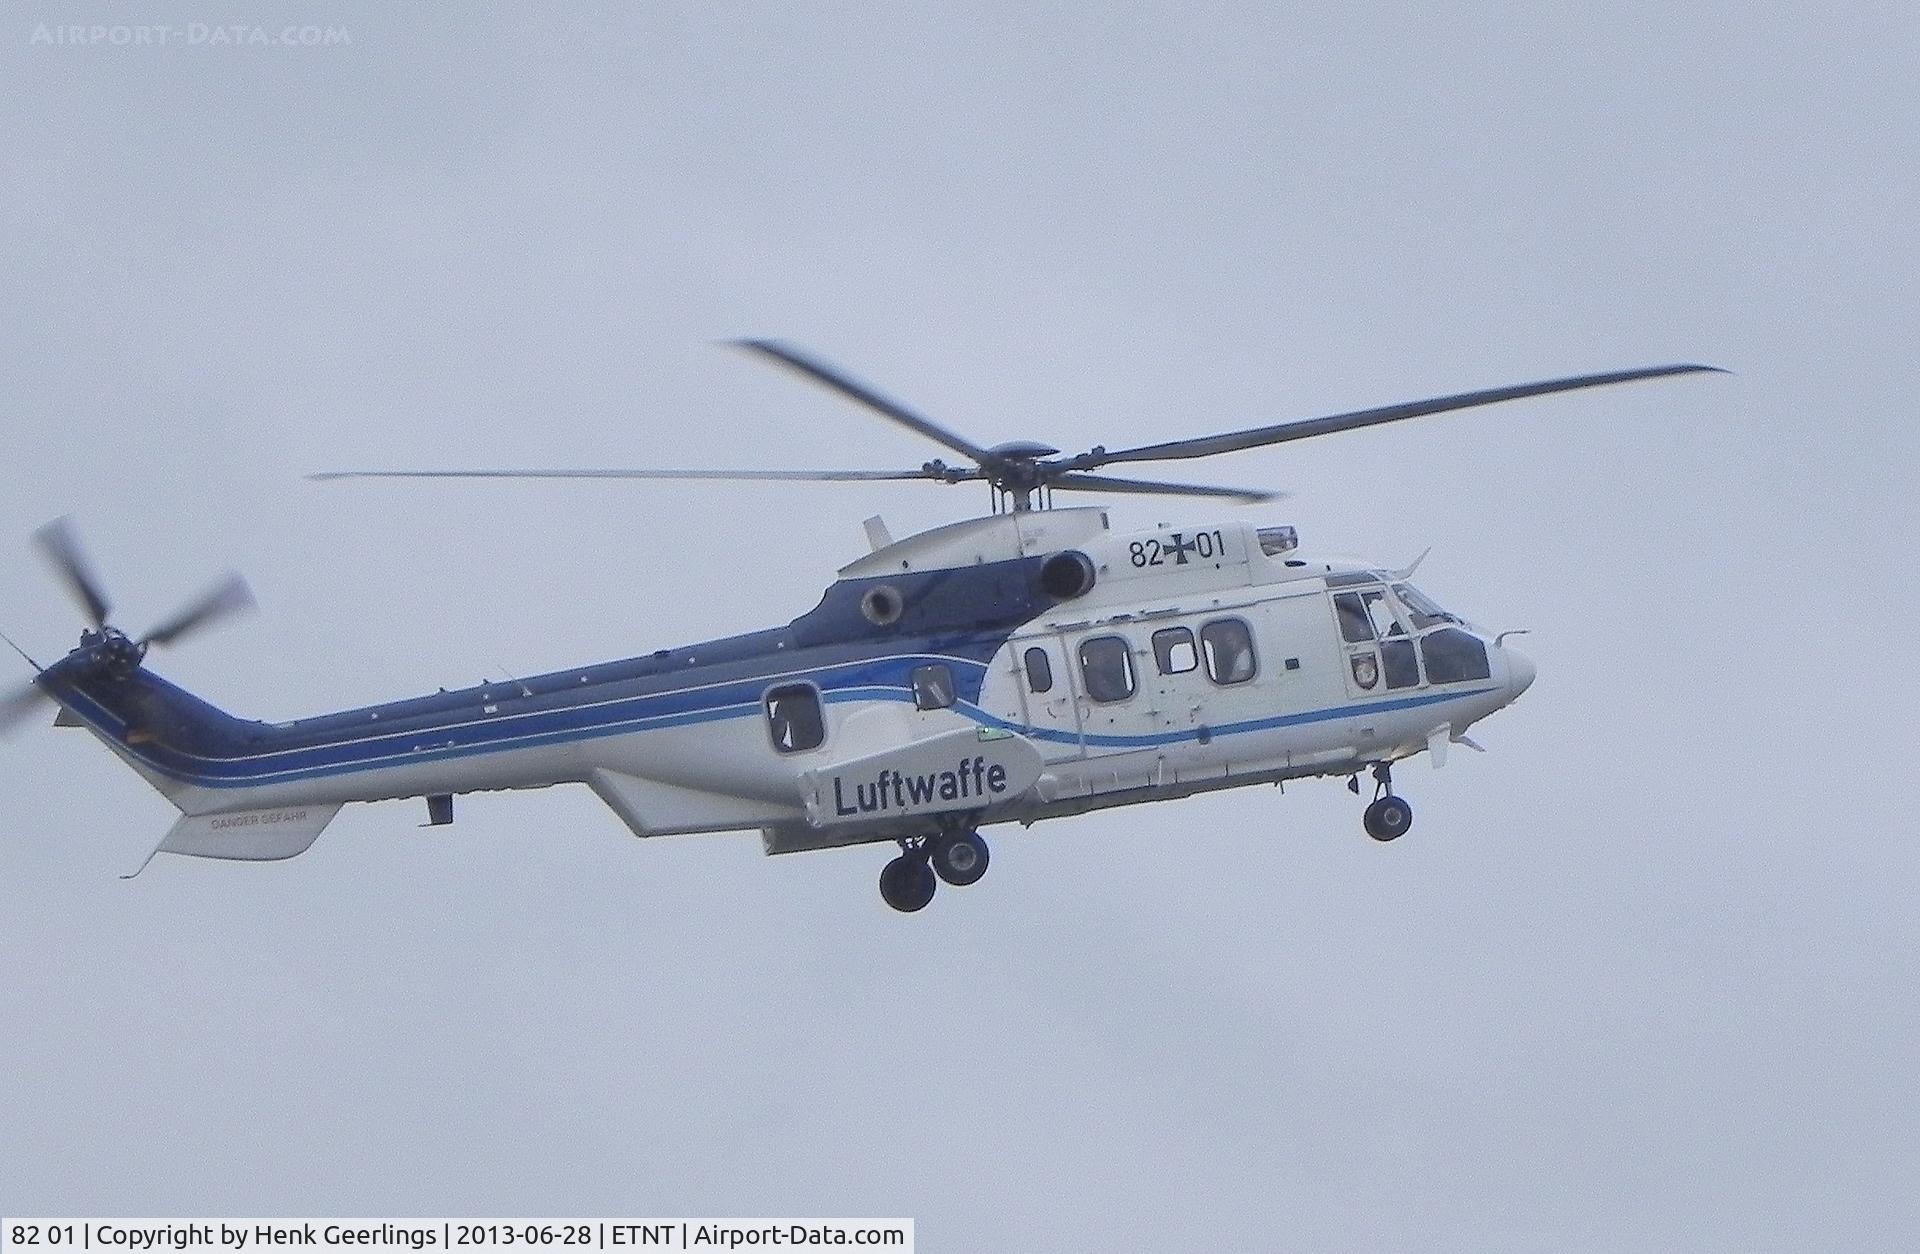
[1504, 646, 1537, 700]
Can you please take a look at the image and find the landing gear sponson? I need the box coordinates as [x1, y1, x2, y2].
[878, 820, 990, 912]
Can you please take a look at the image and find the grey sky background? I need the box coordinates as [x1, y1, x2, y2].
[2, 3, 1916, 1249]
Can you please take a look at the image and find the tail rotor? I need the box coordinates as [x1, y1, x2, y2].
[1, 518, 255, 733]
[33, 516, 113, 629]
[0, 676, 48, 733]
[137, 573, 255, 648]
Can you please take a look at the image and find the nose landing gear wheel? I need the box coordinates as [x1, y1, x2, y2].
[879, 852, 938, 912]
[929, 830, 989, 886]
[1363, 795, 1413, 841]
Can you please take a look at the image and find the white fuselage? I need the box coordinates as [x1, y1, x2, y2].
[90, 509, 1529, 863]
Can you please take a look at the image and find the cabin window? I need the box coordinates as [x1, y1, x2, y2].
[765, 683, 825, 753]
[1421, 627, 1492, 683]
[1201, 618, 1257, 685]
[1152, 626, 1198, 675]
[1023, 646, 1053, 694]
[1334, 592, 1375, 643]
[1078, 635, 1136, 703]
[911, 663, 955, 710]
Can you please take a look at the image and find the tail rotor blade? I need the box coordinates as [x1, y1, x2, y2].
[139, 573, 255, 648]
[32, 517, 112, 628]
[0, 681, 48, 734]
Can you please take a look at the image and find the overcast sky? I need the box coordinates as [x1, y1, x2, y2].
[2, 3, 1916, 1249]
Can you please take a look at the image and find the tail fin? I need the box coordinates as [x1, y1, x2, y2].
[30, 653, 349, 874]
[35, 650, 263, 812]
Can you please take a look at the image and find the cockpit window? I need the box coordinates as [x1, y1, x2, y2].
[1393, 583, 1458, 629]
[1382, 638, 1420, 688]
[1362, 589, 1403, 638]
[1421, 628, 1491, 683]
[1334, 592, 1375, 643]
[1337, 589, 1406, 640]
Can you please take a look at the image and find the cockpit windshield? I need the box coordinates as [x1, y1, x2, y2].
[1392, 583, 1459, 629]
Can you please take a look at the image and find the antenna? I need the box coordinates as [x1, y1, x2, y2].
[495, 662, 534, 699]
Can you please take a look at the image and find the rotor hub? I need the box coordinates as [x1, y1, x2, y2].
[984, 439, 1062, 461]
[80, 626, 148, 679]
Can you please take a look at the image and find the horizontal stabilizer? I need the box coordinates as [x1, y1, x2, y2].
[124, 803, 344, 876]
[800, 726, 1043, 828]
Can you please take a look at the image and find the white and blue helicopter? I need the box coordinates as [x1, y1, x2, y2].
[2, 343, 1717, 910]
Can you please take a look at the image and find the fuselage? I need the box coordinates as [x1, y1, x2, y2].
[36, 508, 1534, 856]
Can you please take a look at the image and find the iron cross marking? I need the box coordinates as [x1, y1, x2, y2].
[1164, 532, 1199, 565]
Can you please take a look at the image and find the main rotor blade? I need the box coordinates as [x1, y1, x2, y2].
[0, 681, 48, 735]
[32, 517, 111, 628]
[1067, 363, 1726, 469]
[1049, 473, 1281, 503]
[732, 339, 997, 465]
[309, 467, 971, 483]
[139, 573, 254, 648]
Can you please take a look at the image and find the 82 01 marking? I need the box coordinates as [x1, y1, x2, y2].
[1130, 529, 1225, 568]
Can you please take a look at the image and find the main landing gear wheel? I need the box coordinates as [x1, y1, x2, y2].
[929, 830, 990, 887]
[1361, 761, 1413, 841]
[879, 852, 938, 913]
[1364, 795, 1413, 841]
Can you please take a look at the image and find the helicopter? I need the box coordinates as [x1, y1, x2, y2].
[1, 342, 1719, 911]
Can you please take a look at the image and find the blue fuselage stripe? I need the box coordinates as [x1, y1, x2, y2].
[63, 667, 1494, 789]
[58, 655, 993, 786]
